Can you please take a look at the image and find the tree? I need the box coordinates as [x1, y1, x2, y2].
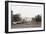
[12, 14, 21, 22]
[35, 15, 41, 22]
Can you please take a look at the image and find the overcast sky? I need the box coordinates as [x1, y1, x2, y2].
[11, 3, 43, 18]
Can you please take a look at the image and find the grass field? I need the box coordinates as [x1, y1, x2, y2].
[11, 22, 41, 29]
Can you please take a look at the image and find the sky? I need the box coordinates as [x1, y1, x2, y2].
[11, 3, 43, 18]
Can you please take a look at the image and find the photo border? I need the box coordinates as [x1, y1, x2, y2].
[5, 1, 45, 33]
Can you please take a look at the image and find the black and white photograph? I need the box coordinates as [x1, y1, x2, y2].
[5, 1, 45, 33]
